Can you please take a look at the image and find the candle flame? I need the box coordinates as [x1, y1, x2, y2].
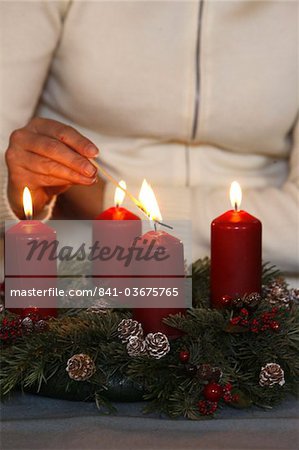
[230, 181, 242, 211]
[114, 180, 126, 207]
[23, 186, 33, 219]
[139, 179, 162, 221]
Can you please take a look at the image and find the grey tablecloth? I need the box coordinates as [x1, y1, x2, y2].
[1, 394, 298, 450]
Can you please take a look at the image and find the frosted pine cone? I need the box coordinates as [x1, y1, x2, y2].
[117, 319, 143, 343]
[145, 332, 170, 359]
[197, 364, 223, 382]
[289, 288, 299, 305]
[232, 293, 261, 309]
[259, 363, 285, 388]
[263, 278, 291, 309]
[126, 336, 147, 357]
[66, 353, 96, 381]
[21, 317, 34, 334]
[243, 292, 261, 308]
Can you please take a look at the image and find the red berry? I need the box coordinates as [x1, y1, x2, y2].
[198, 400, 218, 416]
[270, 321, 280, 331]
[223, 393, 232, 403]
[220, 295, 232, 308]
[240, 319, 249, 326]
[224, 383, 232, 392]
[230, 317, 240, 325]
[179, 350, 190, 363]
[203, 383, 223, 402]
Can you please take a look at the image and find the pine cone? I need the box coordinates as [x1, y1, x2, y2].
[263, 278, 291, 309]
[232, 293, 261, 309]
[126, 336, 147, 357]
[197, 364, 223, 381]
[259, 363, 285, 388]
[145, 332, 170, 359]
[243, 292, 261, 308]
[197, 364, 213, 380]
[117, 319, 143, 343]
[21, 317, 34, 334]
[34, 320, 49, 333]
[289, 288, 299, 305]
[231, 297, 244, 309]
[66, 353, 96, 381]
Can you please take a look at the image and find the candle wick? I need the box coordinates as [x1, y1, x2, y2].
[234, 202, 238, 212]
[154, 222, 157, 232]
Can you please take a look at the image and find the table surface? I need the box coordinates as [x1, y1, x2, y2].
[1, 393, 298, 450]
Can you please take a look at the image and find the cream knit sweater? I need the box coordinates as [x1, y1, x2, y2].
[0, 0, 298, 283]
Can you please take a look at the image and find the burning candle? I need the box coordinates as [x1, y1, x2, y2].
[210, 181, 262, 308]
[96, 181, 141, 222]
[92, 181, 142, 289]
[5, 187, 57, 317]
[132, 180, 186, 337]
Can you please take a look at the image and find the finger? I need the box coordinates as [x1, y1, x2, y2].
[10, 129, 97, 178]
[27, 117, 99, 157]
[18, 151, 97, 186]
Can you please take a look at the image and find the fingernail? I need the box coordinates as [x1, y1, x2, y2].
[83, 163, 97, 177]
[85, 144, 99, 157]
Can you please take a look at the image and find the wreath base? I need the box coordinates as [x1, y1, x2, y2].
[24, 373, 144, 403]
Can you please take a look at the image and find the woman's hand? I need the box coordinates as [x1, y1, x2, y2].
[5, 118, 99, 218]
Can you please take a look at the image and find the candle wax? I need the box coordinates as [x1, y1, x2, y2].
[210, 209, 262, 308]
[5, 220, 57, 317]
[92, 206, 142, 295]
[132, 230, 186, 338]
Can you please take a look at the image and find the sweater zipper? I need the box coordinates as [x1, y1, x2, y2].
[186, 0, 204, 187]
[191, 0, 204, 141]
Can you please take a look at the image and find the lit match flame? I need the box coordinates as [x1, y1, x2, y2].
[114, 180, 126, 207]
[230, 181, 242, 211]
[23, 186, 33, 219]
[139, 179, 162, 221]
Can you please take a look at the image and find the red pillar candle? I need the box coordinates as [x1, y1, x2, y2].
[5, 187, 57, 317]
[210, 181, 262, 308]
[132, 229, 186, 337]
[132, 180, 186, 337]
[92, 181, 141, 291]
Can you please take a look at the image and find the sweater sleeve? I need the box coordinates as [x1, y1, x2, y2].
[193, 116, 299, 277]
[0, 0, 70, 223]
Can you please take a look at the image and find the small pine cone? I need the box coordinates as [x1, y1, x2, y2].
[211, 367, 223, 382]
[197, 364, 213, 381]
[264, 278, 291, 309]
[145, 332, 170, 359]
[126, 336, 147, 357]
[21, 317, 34, 334]
[197, 364, 222, 381]
[243, 292, 261, 308]
[231, 297, 244, 309]
[259, 363, 285, 388]
[66, 353, 96, 381]
[117, 319, 143, 343]
[34, 320, 49, 333]
[289, 288, 299, 305]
